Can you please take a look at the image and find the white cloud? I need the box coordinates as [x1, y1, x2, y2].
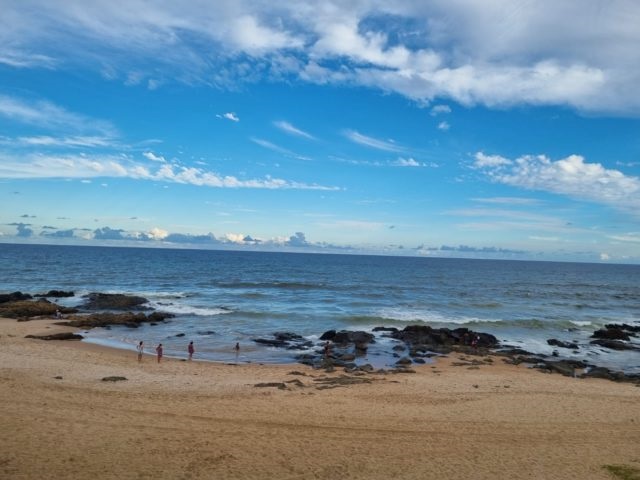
[473, 197, 542, 206]
[147, 227, 169, 240]
[273, 120, 314, 139]
[143, 151, 165, 162]
[250, 137, 310, 160]
[473, 152, 512, 168]
[0, 152, 339, 191]
[0, 94, 115, 136]
[344, 130, 406, 153]
[608, 233, 640, 243]
[600, 253, 610, 261]
[392, 157, 425, 167]
[475, 152, 640, 213]
[430, 105, 451, 116]
[217, 112, 240, 122]
[3, 2, 640, 113]
[437, 121, 450, 131]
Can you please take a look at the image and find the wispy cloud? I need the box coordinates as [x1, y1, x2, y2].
[273, 120, 314, 140]
[437, 121, 450, 131]
[472, 197, 543, 206]
[0, 94, 116, 136]
[3, 3, 640, 114]
[474, 152, 640, 213]
[344, 130, 406, 153]
[0, 153, 338, 190]
[250, 137, 311, 160]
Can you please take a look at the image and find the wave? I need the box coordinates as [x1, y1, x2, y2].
[214, 281, 331, 291]
[147, 301, 232, 317]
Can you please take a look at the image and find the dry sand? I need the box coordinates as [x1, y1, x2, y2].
[1, 317, 638, 480]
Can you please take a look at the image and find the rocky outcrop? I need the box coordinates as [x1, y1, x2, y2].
[0, 299, 77, 319]
[58, 311, 174, 329]
[34, 290, 75, 298]
[547, 339, 579, 349]
[390, 325, 499, 349]
[25, 332, 83, 341]
[590, 339, 639, 351]
[252, 332, 313, 350]
[0, 292, 33, 303]
[81, 293, 149, 310]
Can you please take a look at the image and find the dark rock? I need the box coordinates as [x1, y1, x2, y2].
[175, 333, 186, 337]
[332, 330, 375, 345]
[81, 293, 149, 310]
[605, 323, 640, 334]
[254, 382, 287, 390]
[274, 331, 304, 341]
[196, 331, 216, 336]
[1, 300, 77, 319]
[591, 327, 631, 341]
[25, 332, 83, 341]
[392, 344, 405, 352]
[372, 326, 398, 333]
[391, 325, 498, 349]
[101, 376, 127, 382]
[547, 339, 579, 349]
[34, 290, 75, 298]
[590, 339, 638, 351]
[58, 311, 174, 329]
[534, 359, 589, 377]
[0, 291, 33, 303]
[253, 338, 288, 347]
[396, 357, 413, 366]
[319, 330, 336, 340]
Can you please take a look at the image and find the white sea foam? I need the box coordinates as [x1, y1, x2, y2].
[147, 301, 231, 316]
[374, 307, 502, 325]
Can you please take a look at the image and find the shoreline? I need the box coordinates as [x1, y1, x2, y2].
[2, 315, 639, 479]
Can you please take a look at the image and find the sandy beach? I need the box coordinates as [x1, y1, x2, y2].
[1, 316, 638, 480]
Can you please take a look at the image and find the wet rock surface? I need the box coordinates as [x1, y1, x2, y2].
[25, 332, 84, 341]
[81, 293, 149, 310]
[58, 311, 174, 329]
[0, 299, 77, 319]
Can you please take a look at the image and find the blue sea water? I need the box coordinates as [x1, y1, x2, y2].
[1, 243, 639, 372]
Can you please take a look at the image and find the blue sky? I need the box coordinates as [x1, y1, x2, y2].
[1, 1, 640, 263]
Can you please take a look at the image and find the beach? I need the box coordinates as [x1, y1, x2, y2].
[1, 316, 638, 480]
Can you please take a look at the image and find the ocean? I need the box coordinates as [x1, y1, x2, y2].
[2, 243, 639, 373]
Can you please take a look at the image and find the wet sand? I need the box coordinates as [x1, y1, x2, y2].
[1, 316, 638, 479]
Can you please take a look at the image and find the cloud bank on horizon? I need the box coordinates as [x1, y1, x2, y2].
[1, 1, 640, 263]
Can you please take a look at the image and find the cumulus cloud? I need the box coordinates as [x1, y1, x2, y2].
[13, 222, 33, 237]
[437, 121, 450, 131]
[392, 157, 428, 167]
[93, 226, 126, 240]
[286, 231, 309, 247]
[41, 228, 75, 238]
[143, 151, 165, 162]
[430, 105, 451, 116]
[474, 152, 640, 213]
[217, 112, 239, 122]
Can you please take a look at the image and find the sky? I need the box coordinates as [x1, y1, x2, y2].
[1, 0, 640, 263]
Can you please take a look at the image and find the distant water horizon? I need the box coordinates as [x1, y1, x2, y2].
[2, 243, 639, 373]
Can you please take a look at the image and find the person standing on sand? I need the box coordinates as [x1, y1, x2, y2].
[137, 341, 144, 362]
[156, 343, 163, 363]
[188, 341, 194, 361]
